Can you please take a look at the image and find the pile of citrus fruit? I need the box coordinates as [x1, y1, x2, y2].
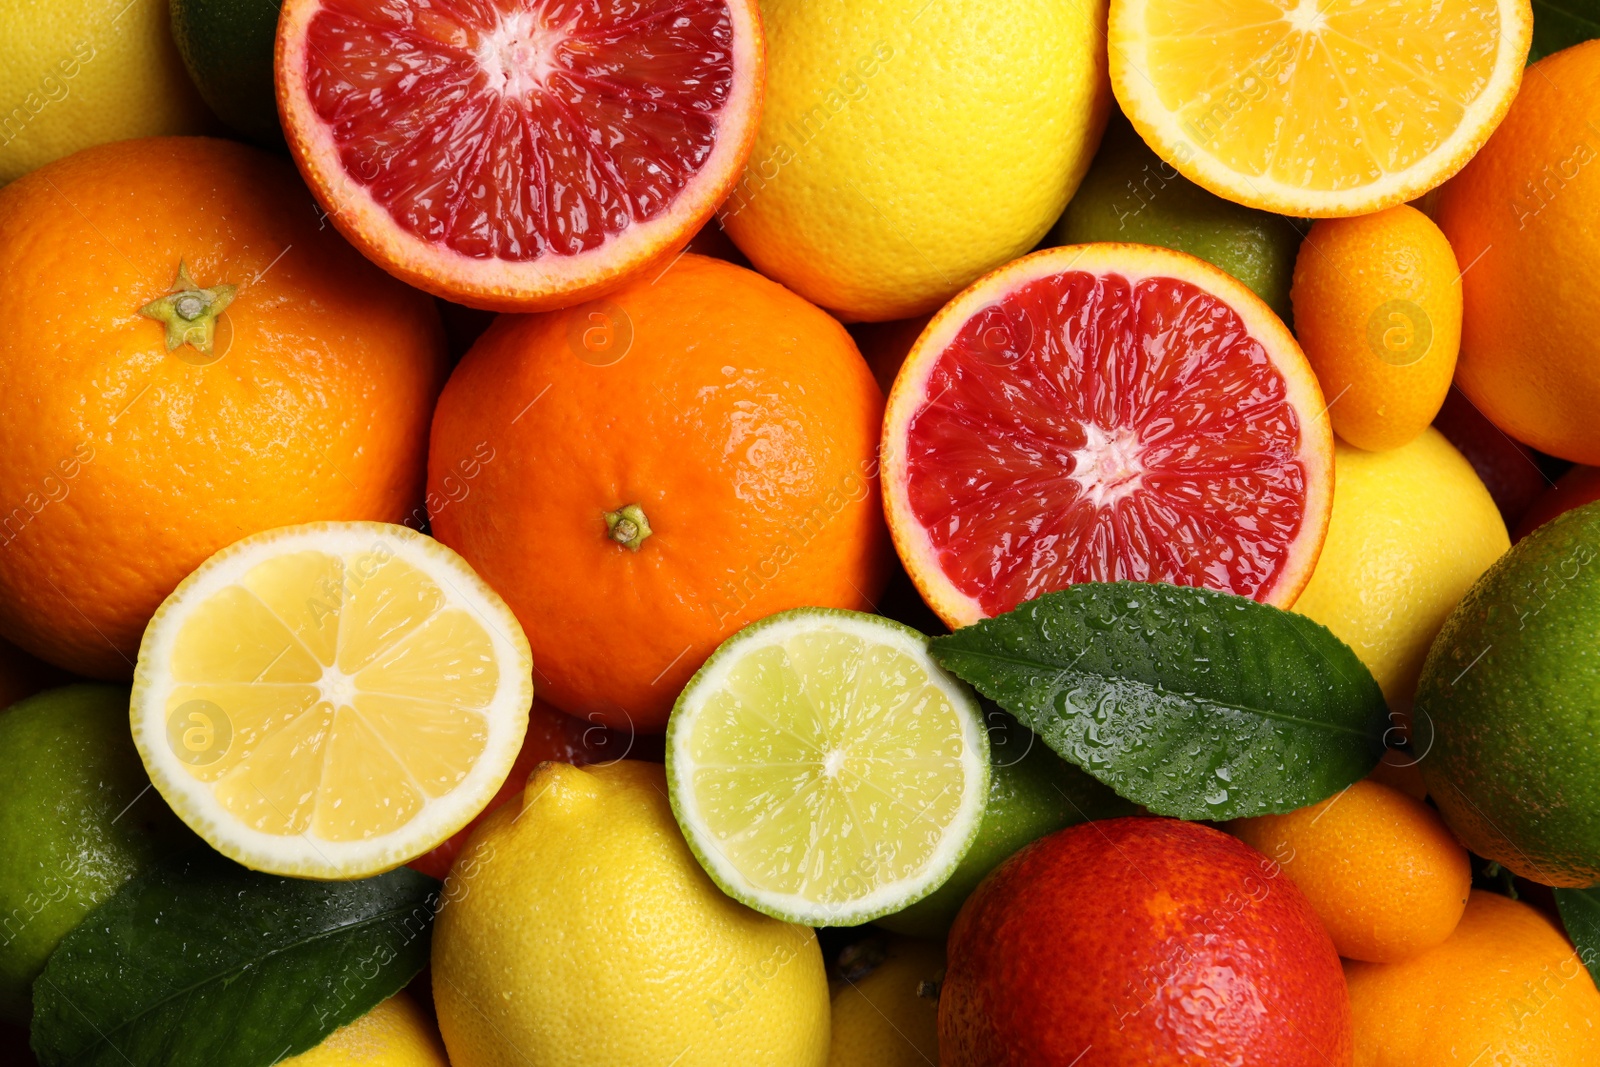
[4, 0, 1600, 1064]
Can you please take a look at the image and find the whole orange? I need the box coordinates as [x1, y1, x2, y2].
[1229, 780, 1471, 963]
[428, 254, 890, 732]
[1435, 39, 1600, 464]
[0, 138, 446, 677]
[1345, 890, 1600, 1065]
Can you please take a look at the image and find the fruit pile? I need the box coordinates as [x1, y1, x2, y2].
[4, 0, 1600, 1064]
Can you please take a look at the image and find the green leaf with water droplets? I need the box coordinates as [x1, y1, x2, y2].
[928, 582, 1389, 821]
[30, 849, 439, 1067]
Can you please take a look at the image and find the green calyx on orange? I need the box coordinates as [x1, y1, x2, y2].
[138, 260, 239, 356]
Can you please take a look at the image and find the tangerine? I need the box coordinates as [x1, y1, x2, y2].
[0, 138, 445, 678]
[1229, 780, 1471, 963]
[428, 254, 889, 731]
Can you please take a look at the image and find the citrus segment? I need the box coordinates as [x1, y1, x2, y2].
[667, 609, 988, 926]
[1109, 0, 1532, 216]
[278, 0, 764, 310]
[883, 243, 1332, 628]
[132, 522, 533, 879]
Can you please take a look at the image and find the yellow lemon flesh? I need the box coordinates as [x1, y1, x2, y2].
[283, 993, 448, 1067]
[131, 522, 533, 879]
[432, 760, 830, 1067]
[1110, 0, 1532, 216]
[720, 0, 1109, 321]
[1292, 430, 1508, 711]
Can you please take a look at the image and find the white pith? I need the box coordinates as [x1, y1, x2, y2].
[1071, 423, 1148, 509]
[476, 11, 568, 98]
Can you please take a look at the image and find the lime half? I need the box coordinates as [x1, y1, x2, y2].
[666, 608, 989, 926]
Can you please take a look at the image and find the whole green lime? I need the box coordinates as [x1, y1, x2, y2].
[170, 0, 283, 146]
[1417, 501, 1600, 887]
[875, 714, 1134, 938]
[1050, 112, 1302, 323]
[0, 685, 191, 1021]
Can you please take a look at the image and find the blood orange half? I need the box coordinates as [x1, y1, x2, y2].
[277, 0, 763, 311]
[882, 243, 1333, 628]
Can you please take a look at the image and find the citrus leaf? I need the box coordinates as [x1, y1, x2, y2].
[1555, 887, 1600, 984]
[1531, 0, 1600, 62]
[928, 582, 1389, 821]
[31, 849, 439, 1067]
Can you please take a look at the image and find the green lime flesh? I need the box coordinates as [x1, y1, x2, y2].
[170, 0, 284, 146]
[667, 608, 990, 927]
[0, 685, 192, 1022]
[1417, 501, 1600, 887]
[875, 711, 1136, 939]
[1050, 111, 1302, 323]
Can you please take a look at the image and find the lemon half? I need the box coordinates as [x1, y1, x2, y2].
[131, 522, 532, 879]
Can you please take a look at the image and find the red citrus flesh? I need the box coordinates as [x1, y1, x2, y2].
[883, 244, 1332, 627]
[278, 0, 763, 310]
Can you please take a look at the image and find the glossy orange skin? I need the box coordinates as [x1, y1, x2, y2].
[428, 254, 890, 732]
[941, 817, 1352, 1067]
[1435, 40, 1600, 465]
[1345, 891, 1600, 1065]
[0, 138, 445, 677]
[1229, 780, 1471, 963]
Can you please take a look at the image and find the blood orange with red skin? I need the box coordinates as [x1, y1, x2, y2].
[940, 817, 1352, 1067]
[277, 0, 764, 311]
[882, 244, 1333, 627]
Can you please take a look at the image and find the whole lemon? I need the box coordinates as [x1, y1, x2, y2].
[432, 760, 829, 1067]
[283, 993, 447, 1067]
[0, 0, 210, 183]
[1292, 429, 1508, 711]
[720, 0, 1109, 321]
[828, 935, 942, 1067]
